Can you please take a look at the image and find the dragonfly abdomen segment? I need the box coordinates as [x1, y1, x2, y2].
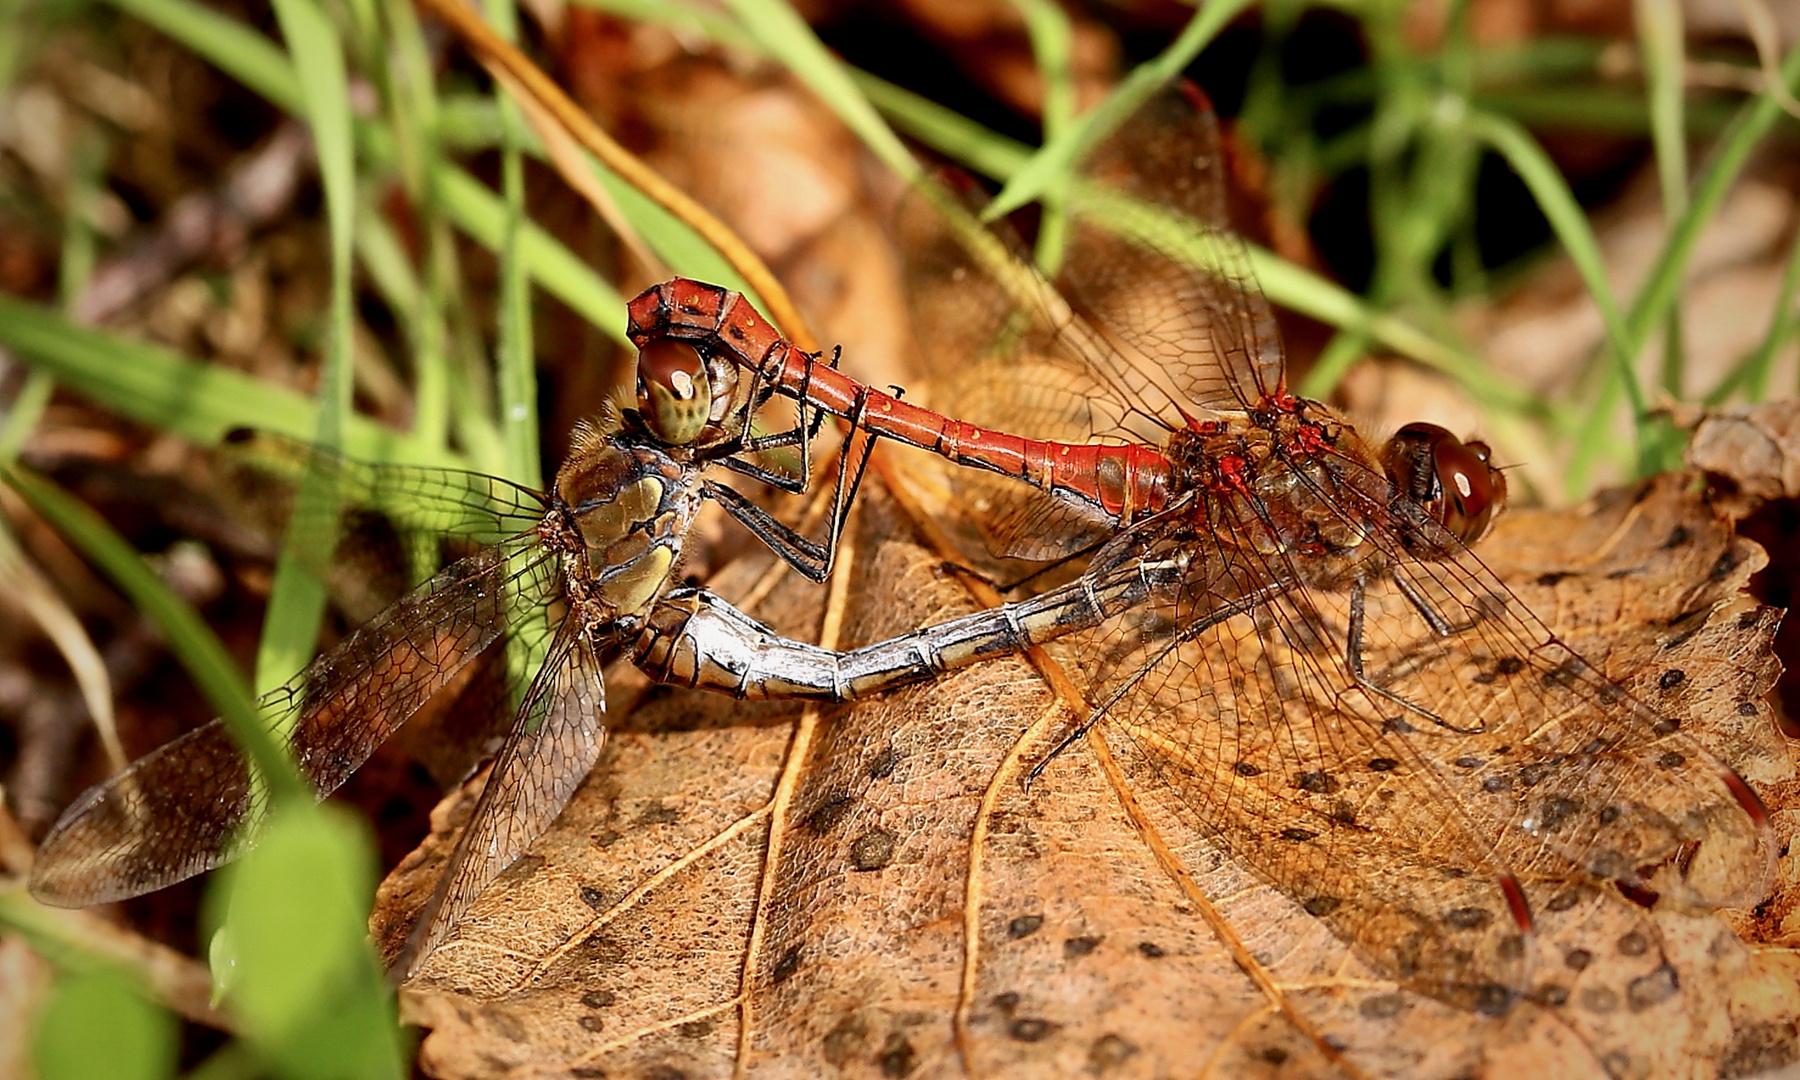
[634, 561, 1174, 702]
[627, 279, 1176, 523]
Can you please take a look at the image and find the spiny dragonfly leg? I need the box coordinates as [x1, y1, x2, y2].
[708, 387, 879, 583]
[1345, 576, 1481, 734]
[721, 346, 844, 495]
[1391, 568, 1483, 637]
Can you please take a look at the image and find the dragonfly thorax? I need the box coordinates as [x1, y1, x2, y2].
[553, 419, 705, 627]
[1170, 405, 1379, 550]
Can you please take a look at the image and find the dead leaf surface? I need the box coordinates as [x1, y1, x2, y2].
[380, 457, 1797, 1079]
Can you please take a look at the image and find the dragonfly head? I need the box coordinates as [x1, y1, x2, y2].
[635, 339, 740, 447]
[1384, 423, 1507, 546]
[636, 339, 713, 446]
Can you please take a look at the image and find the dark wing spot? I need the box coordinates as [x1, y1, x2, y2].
[1737, 701, 1759, 716]
[1233, 760, 1262, 776]
[1281, 828, 1318, 842]
[1657, 751, 1686, 769]
[1658, 669, 1686, 690]
[1617, 931, 1649, 956]
[1303, 896, 1342, 917]
[803, 794, 857, 833]
[991, 992, 1020, 1014]
[1580, 987, 1620, 1014]
[1367, 757, 1399, 772]
[1662, 525, 1691, 549]
[1359, 993, 1405, 1019]
[1536, 572, 1570, 587]
[1137, 942, 1165, 958]
[1088, 1034, 1137, 1070]
[1532, 984, 1571, 1007]
[581, 990, 616, 1009]
[1564, 948, 1593, 970]
[771, 944, 803, 983]
[1518, 762, 1554, 787]
[1443, 907, 1493, 930]
[580, 886, 610, 912]
[1453, 756, 1483, 769]
[1538, 796, 1579, 831]
[1472, 985, 1515, 1018]
[867, 746, 901, 779]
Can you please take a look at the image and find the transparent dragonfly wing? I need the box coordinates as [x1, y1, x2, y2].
[1300, 452, 1776, 910]
[29, 535, 558, 906]
[1056, 81, 1287, 414]
[394, 612, 610, 981]
[1024, 523, 1533, 1011]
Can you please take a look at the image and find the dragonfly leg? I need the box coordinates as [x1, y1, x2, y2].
[702, 479, 834, 581]
[1345, 575, 1480, 734]
[1392, 568, 1482, 637]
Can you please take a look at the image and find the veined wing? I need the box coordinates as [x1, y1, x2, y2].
[224, 430, 548, 548]
[29, 534, 559, 906]
[1293, 450, 1776, 910]
[393, 613, 608, 980]
[1056, 81, 1286, 415]
[1052, 524, 1537, 1011]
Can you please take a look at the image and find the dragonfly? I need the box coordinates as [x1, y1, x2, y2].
[25, 338, 880, 979]
[624, 83, 1777, 1013]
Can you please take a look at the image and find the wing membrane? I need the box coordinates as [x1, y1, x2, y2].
[29, 536, 558, 906]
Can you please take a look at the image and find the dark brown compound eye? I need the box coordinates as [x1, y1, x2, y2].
[636, 339, 713, 446]
[1385, 422, 1508, 545]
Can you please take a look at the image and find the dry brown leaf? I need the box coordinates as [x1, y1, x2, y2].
[1684, 401, 1800, 504]
[376, 455, 1796, 1079]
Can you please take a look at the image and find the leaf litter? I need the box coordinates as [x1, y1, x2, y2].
[370, 21, 1799, 1079]
[379, 440, 1797, 1078]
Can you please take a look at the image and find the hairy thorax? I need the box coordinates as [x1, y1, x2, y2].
[1167, 398, 1397, 592]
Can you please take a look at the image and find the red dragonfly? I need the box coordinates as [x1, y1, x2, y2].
[627, 84, 1775, 1013]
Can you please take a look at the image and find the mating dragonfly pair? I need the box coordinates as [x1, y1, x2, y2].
[29, 86, 1773, 1008]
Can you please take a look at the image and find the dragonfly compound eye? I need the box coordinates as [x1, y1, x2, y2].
[637, 339, 713, 446]
[1386, 423, 1507, 546]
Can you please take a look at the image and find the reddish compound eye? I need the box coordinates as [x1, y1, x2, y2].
[636, 339, 713, 446]
[1385, 423, 1508, 545]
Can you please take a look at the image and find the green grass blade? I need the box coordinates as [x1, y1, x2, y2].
[33, 966, 176, 1080]
[983, 0, 1253, 223]
[0, 295, 450, 461]
[206, 804, 405, 1079]
[433, 167, 627, 343]
[1464, 110, 1638, 408]
[1636, 0, 1689, 396]
[717, 0, 921, 183]
[1009, 0, 1074, 272]
[109, 0, 302, 111]
[260, 0, 358, 699]
[1622, 40, 1800, 376]
[107, 0, 622, 348]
